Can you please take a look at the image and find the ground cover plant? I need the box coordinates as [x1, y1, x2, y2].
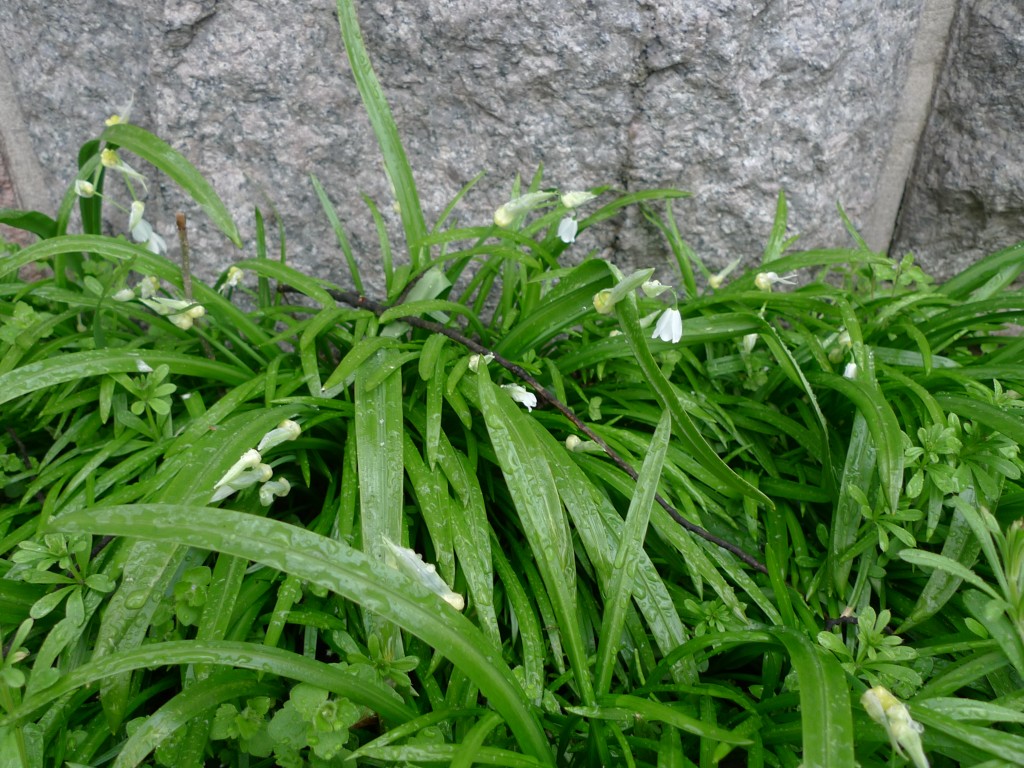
[2, 1, 1024, 766]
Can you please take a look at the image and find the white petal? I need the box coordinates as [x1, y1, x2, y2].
[557, 216, 578, 244]
[652, 309, 683, 344]
[502, 383, 537, 411]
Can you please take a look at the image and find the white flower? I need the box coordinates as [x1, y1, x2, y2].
[560, 190, 597, 209]
[256, 420, 302, 453]
[100, 148, 148, 190]
[708, 257, 743, 289]
[259, 477, 291, 507]
[641, 280, 671, 298]
[112, 288, 136, 302]
[593, 289, 616, 315]
[219, 266, 245, 294]
[754, 271, 798, 292]
[75, 179, 96, 198]
[140, 297, 205, 330]
[843, 362, 858, 379]
[135, 359, 153, 374]
[128, 200, 145, 232]
[105, 96, 134, 127]
[565, 435, 582, 451]
[651, 308, 683, 344]
[382, 536, 465, 611]
[742, 333, 758, 355]
[129, 215, 167, 255]
[502, 383, 537, 412]
[211, 449, 273, 502]
[557, 216, 578, 244]
[861, 687, 929, 768]
[493, 191, 555, 228]
[468, 353, 494, 372]
[138, 276, 160, 299]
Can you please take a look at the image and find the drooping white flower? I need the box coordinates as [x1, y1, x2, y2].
[140, 297, 205, 330]
[843, 362, 858, 380]
[129, 215, 167, 255]
[641, 279, 671, 298]
[382, 535, 465, 611]
[493, 191, 555, 228]
[651, 308, 683, 344]
[708, 257, 743, 289]
[138, 275, 161, 299]
[100, 148, 148, 190]
[112, 288, 136, 302]
[219, 266, 245, 294]
[128, 200, 145, 232]
[105, 96, 134, 127]
[75, 179, 96, 198]
[861, 687, 929, 768]
[557, 216, 578, 244]
[742, 333, 758, 355]
[502, 383, 538, 412]
[593, 289, 616, 315]
[135, 359, 153, 374]
[754, 271, 798, 292]
[560, 190, 597, 209]
[259, 477, 291, 507]
[468, 353, 494, 372]
[211, 449, 273, 502]
[256, 420, 302, 453]
[210, 462, 273, 502]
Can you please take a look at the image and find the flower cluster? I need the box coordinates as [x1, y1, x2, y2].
[211, 420, 302, 505]
[113, 276, 206, 330]
[492, 187, 599, 245]
[592, 268, 684, 345]
[73, 108, 167, 255]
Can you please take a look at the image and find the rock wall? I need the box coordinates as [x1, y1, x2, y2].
[0, 0, 1019, 291]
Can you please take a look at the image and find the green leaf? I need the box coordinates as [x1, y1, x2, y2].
[355, 348, 406, 651]
[594, 410, 671, 696]
[615, 291, 773, 511]
[113, 672, 276, 768]
[336, 0, 427, 270]
[768, 628, 854, 768]
[0, 209, 57, 240]
[478, 367, 594, 706]
[45, 505, 552, 763]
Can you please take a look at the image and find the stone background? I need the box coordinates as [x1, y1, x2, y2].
[0, 0, 1021, 294]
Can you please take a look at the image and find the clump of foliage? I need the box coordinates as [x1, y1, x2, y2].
[2, 1, 1024, 766]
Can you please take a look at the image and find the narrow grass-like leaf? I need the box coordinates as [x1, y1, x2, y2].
[310, 173, 363, 292]
[3, 638, 414, 728]
[574, 694, 750, 744]
[913, 702, 1024, 765]
[336, 0, 427, 269]
[616, 292, 773, 510]
[355, 348, 406, 651]
[0, 349, 248, 406]
[594, 411, 670, 696]
[768, 628, 854, 768]
[478, 367, 594, 706]
[806, 371, 904, 513]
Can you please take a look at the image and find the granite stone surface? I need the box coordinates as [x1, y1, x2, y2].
[892, 0, 1024, 272]
[1, 0, 1017, 293]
